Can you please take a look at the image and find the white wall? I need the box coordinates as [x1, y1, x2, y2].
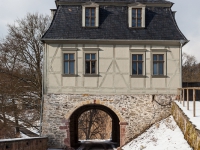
[44, 43, 181, 94]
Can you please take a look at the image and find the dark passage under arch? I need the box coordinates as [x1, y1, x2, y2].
[69, 104, 120, 147]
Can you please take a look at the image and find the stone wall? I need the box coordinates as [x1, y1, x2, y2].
[42, 94, 175, 148]
[172, 102, 200, 150]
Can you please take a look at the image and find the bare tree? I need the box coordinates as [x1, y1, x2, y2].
[0, 13, 50, 138]
[78, 109, 112, 140]
[182, 52, 200, 82]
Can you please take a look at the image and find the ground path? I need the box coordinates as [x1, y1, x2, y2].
[76, 140, 117, 150]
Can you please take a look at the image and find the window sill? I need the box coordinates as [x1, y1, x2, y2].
[62, 74, 78, 77]
[83, 74, 99, 77]
[129, 27, 145, 29]
[83, 26, 98, 28]
[151, 75, 168, 78]
[130, 75, 146, 78]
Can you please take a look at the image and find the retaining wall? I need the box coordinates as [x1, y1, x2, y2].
[172, 102, 200, 150]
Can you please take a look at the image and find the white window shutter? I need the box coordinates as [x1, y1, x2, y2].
[142, 7, 145, 28]
[82, 6, 85, 27]
[95, 7, 99, 27]
[128, 7, 132, 28]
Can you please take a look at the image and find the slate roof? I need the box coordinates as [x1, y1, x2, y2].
[56, 0, 171, 3]
[42, 3, 187, 41]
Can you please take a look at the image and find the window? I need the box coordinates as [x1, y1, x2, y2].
[130, 49, 146, 77]
[85, 8, 95, 27]
[82, 2, 99, 27]
[85, 53, 96, 74]
[153, 54, 164, 75]
[132, 8, 142, 27]
[64, 53, 75, 74]
[132, 54, 143, 75]
[128, 3, 145, 28]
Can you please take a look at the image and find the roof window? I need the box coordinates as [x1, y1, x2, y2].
[128, 3, 146, 28]
[82, 2, 99, 27]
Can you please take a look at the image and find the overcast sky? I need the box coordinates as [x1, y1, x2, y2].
[0, 0, 199, 62]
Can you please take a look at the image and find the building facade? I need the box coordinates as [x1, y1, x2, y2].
[41, 0, 188, 148]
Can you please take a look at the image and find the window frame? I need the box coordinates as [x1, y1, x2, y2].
[130, 49, 146, 78]
[151, 49, 167, 78]
[61, 48, 78, 77]
[153, 54, 164, 75]
[83, 48, 99, 77]
[128, 3, 146, 28]
[85, 7, 96, 27]
[132, 54, 143, 75]
[132, 8, 142, 27]
[82, 2, 99, 28]
[85, 53, 97, 74]
[63, 53, 75, 75]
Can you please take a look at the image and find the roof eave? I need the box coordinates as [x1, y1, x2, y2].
[181, 40, 189, 47]
[41, 39, 185, 45]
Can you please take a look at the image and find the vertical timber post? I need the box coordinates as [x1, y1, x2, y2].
[183, 89, 185, 107]
[180, 89, 182, 104]
[193, 89, 196, 117]
[187, 89, 189, 110]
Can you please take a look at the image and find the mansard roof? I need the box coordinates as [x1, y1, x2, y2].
[42, 2, 187, 41]
[56, 0, 171, 3]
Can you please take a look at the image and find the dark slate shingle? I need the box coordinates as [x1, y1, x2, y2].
[56, 0, 172, 3]
[42, 5, 186, 40]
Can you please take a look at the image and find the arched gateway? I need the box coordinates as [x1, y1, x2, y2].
[68, 104, 120, 147]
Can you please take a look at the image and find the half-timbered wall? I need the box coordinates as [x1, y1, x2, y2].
[44, 43, 181, 94]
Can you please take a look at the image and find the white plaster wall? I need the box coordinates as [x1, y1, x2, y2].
[44, 43, 181, 94]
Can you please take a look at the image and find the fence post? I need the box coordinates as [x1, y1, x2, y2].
[180, 89, 182, 104]
[183, 89, 185, 107]
[193, 89, 196, 117]
[187, 89, 189, 110]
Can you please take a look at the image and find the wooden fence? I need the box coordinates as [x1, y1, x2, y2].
[0, 137, 47, 150]
[178, 87, 200, 117]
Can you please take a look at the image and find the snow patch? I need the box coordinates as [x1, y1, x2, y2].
[122, 116, 192, 150]
[0, 137, 46, 142]
[175, 100, 200, 130]
[20, 132, 30, 138]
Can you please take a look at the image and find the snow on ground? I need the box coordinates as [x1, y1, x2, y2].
[0, 137, 45, 142]
[20, 132, 30, 138]
[5, 114, 39, 136]
[122, 116, 192, 150]
[175, 100, 200, 130]
[80, 139, 111, 143]
[28, 127, 39, 135]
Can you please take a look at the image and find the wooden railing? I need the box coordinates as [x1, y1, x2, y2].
[0, 137, 47, 150]
[177, 87, 200, 117]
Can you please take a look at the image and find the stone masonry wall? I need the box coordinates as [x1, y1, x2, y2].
[172, 102, 200, 150]
[42, 94, 175, 148]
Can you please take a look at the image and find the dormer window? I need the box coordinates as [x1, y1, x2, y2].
[85, 8, 96, 27]
[128, 3, 146, 28]
[132, 8, 142, 27]
[82, 2, 99, 27]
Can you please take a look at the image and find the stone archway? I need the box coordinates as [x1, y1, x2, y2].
[60, 103, 129, 148]
[69, 104, 120, 147]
